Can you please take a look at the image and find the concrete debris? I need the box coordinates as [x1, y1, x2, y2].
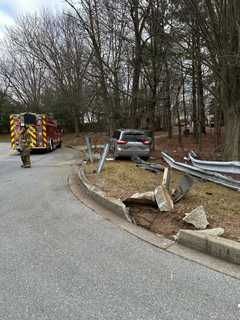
[154, 185, 174, 212]
[172, 175, 193, 203]
[123, 191, 155, 206]
[175, 227, 224, 240]
[124, 186, 174, 212]
[198, 228, 225, 237]
[183, 206, 209, 229]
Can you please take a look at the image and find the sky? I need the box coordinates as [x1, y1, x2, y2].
[0, 0, 66, 39]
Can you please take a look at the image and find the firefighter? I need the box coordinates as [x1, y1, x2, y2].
[18, 125, 32, 168]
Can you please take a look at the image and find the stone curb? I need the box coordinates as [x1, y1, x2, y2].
[177, 230, 240, 265]
[78, 165, 132, 222]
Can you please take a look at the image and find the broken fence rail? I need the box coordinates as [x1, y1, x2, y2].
[161, 152, 240, 192]
[189, 152, 240, 175]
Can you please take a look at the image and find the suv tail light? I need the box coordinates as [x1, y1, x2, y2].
[117, 140, 128, 145]
[142, 140, 151, 145]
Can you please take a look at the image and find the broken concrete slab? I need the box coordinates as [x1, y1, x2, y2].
[172, 175, 193, 203]
[198, 228, 225, 237]
[123, 191, 155, 206]
[176, 227, 224, 240]
[183, 206, 209, 229]
[154, 185, 174, 212]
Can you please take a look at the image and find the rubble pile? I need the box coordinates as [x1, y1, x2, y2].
[126, 161, 224, 235]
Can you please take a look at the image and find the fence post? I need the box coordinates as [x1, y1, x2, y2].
[85, 136, 93, 163]
[96, 143, 110, 174]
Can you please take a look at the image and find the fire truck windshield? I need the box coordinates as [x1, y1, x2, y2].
[23, 113, 37, 125]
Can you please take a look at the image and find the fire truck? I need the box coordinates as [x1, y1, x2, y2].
[9, 113, 62, 151]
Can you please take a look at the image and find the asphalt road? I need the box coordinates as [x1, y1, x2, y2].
[0, 142, 240, 320]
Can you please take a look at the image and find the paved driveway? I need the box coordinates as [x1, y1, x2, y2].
[0, 143, 239, 320]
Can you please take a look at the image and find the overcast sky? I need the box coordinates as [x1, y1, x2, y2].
[0, 0, 66, 38]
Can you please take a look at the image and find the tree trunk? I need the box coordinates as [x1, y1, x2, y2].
[191, 31, 198, 138]
[73, 110, 80, 136]
[197, 64, 205, 135]
[176, 95, 182, 146]
[148, 82, 157, 131]
[196, 32, 205, 140]
[192, 61, 197, 138]
[223, 108, 240, 160]
[165, 63, 172, 138]
[214, 102, 222, 149]
[221, 63, 240, 160]
[130, 55, 141, 128]
[182, 74, 188, 131]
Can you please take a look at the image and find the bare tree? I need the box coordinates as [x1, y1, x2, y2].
[0, 26, 46, 111]
[181, 0, 240, 159]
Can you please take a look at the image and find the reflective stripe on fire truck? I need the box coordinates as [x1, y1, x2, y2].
[42, 115, 47, 148]
[9, 114, 16, 149]
[28, 125, 37, 148]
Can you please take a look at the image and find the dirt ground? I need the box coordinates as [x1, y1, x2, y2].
[85, 160, 240, 242]
[63, 132, 108, 147]
[153, 129, 221, 161]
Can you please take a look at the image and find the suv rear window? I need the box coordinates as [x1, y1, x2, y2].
[121, 133, 146, 142]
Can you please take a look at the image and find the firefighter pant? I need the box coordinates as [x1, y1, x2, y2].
[21, 149, 31, 168]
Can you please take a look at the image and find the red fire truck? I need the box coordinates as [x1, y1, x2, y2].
[9, 113, 62, 151]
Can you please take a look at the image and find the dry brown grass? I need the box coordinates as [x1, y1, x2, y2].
[63, 132, 108, 146]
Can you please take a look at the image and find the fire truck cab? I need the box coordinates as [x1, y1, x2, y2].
[10, 113, 62, 151]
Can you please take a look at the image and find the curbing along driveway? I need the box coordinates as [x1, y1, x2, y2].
[75, 162, 240, 269]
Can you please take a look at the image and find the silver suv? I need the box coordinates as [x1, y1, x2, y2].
[110, 129, 151, 159]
